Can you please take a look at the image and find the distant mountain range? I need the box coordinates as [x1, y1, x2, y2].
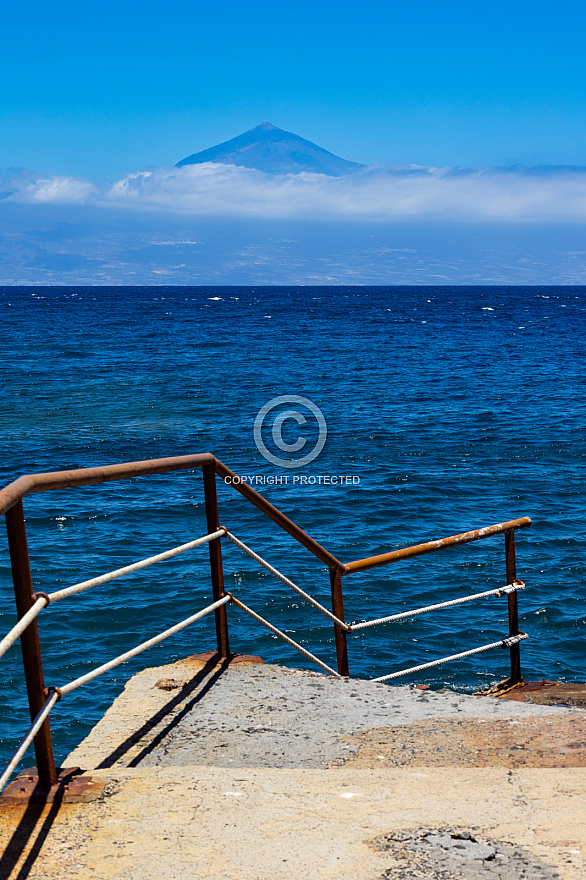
[176, 121, 364, 176]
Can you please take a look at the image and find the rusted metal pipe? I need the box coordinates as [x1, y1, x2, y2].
[0, 476, 36, 518]
[5, 502, 57, 787]
[329, 567, 349, 676]
[0, 454, 216, 517]
[203, 464, 230, 658]
[214, 459, 343, 569]
[505, 529, 522, 684]
[342, 517, 532, 574]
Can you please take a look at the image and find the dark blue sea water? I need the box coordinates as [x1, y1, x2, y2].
[1, 285, 585, 769]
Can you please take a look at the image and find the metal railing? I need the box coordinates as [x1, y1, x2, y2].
[0, 453, 531, 793]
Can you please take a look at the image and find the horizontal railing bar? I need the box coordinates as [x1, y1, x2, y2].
[58, 595, 231, 696]
[47, 529, 225, 604]
[214, 459, 343, 569]
[223, 530, 350, 631]
[0, 453, 216, 517]
[349, 581, 525, 632]
[372, 633, 529, 682]
[0, 691, 59, 794]
[227, 592, 342, 678]
[343, 518, 532, 575]
[0, 596, 49, 661]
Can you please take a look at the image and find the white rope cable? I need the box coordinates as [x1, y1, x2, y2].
[0, 691, 59, 794]
[223, 530, 350, 631]
[227, 592, 342, 678]
[58, 595, 231, 695]
[349, 582, 525, 632]
[373, 633, 529, 682]
[0, 596, 48, 661]
[47, 529, 226, 604]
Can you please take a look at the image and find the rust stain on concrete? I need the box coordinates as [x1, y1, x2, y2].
[184, 650, 265, 668]
[331, 715, 586, 769]
[499, 680, 586, 710]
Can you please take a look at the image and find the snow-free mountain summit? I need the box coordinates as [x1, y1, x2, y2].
[176, 122, 364, 177]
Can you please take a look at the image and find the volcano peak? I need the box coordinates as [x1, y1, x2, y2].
[176, 123, 364, 176]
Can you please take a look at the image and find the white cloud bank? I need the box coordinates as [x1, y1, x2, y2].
[3, 163, 586, 221]
[1, 170, 98, 204]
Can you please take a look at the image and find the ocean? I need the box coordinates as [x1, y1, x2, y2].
[0, 285, 585, 768]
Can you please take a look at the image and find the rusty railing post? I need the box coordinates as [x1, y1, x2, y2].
[202, 464, 230, 658]
[329, 567, 349, 676]
[505, 528, 522, 684]
[5, 501, 58, 787]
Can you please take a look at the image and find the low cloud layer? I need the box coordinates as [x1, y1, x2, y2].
[3, 162, 586, 221]
[0, 170, 98, 205]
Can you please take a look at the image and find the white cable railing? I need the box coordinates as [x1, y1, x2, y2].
[223, 529, 350, 631]
[48, 529, 226, 603]
[227, 592, 341, 678]
[373, 633, 529, 682]
[58, 596, 231, 696]
[0, 691, 59, 792]
[0, 595, 48, 661]
[0, 529, 225, 661]
[349, 582, 524, 631]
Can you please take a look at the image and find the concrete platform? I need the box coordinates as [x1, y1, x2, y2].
[1, 654, 585, 879]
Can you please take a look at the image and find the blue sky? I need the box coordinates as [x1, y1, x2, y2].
[3, 0, 586, 286]
[3, 0, 586, 179]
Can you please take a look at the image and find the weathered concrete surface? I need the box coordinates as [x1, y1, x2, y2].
[64, 656, 581, 771]
[0, 656, 585, 880]
[1, 766, 584, 879]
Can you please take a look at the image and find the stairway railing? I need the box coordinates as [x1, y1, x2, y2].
[0, 454, 531, 793]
